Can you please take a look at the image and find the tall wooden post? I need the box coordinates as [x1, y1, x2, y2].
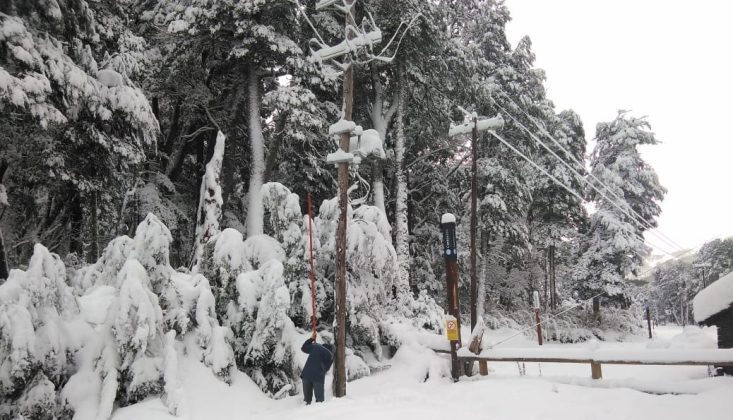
[469, 118, 478, 331]
[90, 190, 100, 262]
[646, 305, 653, 339]
[333, 0, 355, 398]
[441, 214, 462, 381]
[533, 291, 543, 346]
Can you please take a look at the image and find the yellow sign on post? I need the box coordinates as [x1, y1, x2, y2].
[445, 315, 459, 341]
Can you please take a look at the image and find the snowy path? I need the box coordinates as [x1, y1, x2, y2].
[113, 326, 731, 420]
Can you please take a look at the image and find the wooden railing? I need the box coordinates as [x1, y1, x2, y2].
[454, 347, 733, 379]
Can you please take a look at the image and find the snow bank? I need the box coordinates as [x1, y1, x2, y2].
[693, 270, 733, 322]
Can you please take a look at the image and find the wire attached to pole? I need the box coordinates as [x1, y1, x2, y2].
[307, 193, 317, 334]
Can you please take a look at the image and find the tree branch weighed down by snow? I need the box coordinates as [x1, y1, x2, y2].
[191, 131, 226, 272]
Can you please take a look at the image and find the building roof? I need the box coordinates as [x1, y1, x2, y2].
[693, 270, 733, 323]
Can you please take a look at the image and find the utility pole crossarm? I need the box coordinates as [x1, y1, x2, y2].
[448, 115, 504, 138]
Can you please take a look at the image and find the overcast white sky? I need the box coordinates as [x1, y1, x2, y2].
[503, 0, 733, 255]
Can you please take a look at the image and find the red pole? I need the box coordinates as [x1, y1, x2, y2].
[307, 193, 317, 334]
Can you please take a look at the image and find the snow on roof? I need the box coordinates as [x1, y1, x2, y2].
[693, 270, 733, 323]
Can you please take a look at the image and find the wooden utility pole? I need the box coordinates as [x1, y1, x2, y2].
[441, 214, 462, 381]
[548, 245, 557, 310]
[470, 118, 479, 331]
[448, 114, 503, 333]
[533, 291, 543, 345]
[333, 0, 355, 398]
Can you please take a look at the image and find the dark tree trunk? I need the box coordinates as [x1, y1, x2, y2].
[0, 159, 7, 281]
[592, 296, 601, 323]
[549, 245, 557, 310]
[152, 97, 160, 121]
[543, 249, 549, 309]
[220, 136, 236, 219]
[263, 111, 289, 183]
[0, 226, 9, 282]
[162, 101, 183, 157]
[69, 191, 83, 256]
[89, 190, 99, 263]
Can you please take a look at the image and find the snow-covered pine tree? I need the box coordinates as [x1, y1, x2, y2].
[650, 259, 695, 325]
[314, 198, 396, 364]
[261, 182, 316, 327]
[157, 0, 321, 238]
[0, 244, 77, 419]
[576, 112, 666, 319]
[112, 260, 165, 405]
[198, 226, 297, 395]
[528, 110, 588, 309]
[693, 237, 733, 284]
[0, 1, 158, 264]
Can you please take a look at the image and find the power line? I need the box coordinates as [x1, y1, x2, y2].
[489, 130, 670, 287]
[487, 131, 584, 203]
[493, 99, 681, 260]
[489, 123, 674, 261]
[497, 91, 686, 254]
[487, 291, 606, 348]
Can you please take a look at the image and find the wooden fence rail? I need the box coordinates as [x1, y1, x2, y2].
[453, 348, 733, 379]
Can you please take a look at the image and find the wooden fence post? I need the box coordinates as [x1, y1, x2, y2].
[591, 361, 603, 379]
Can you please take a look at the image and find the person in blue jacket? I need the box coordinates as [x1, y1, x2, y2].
[300, 331, 334, 405]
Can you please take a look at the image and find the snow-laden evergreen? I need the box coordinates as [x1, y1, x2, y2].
[575, 112, 666, 315]
[0, 244, 77, 419]
[199, 225, 297, 395]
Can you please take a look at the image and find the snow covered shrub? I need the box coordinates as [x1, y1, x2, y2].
[172, 272, 235, 381]
[128, 213, 193, 338]
[239, 260, 298, 394]
[137, 174, 193, 268]
[62, 259, 170, 417]
[113, 260, 165, 404]
[71, 236, 133, 294]
[17, 371, 57, 420]
[0, 244, 78, 419]
[199, 228, 297, 395]
[261, 182, 313, 327]
[407, 290, 445, 332]
[315, 199, 395, 361]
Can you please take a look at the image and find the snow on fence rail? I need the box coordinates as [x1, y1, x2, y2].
[453, 347, 733, 379]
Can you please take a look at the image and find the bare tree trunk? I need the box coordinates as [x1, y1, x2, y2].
[372, 161, 385, 213]
[89, 190, 99, 262]
[543, 249, 549, 310]
[549, 245, 557, 310]
[469, 116, 478, 331]
[69, 191, 83, 256]
[368, 64, 398, 214]
[264, 111, 289, 183]
[245, 64, 265, 237]
[592, 296, 601, 324]
[0, 163, 8, 281]
[393, 65, 410, 297]
[0, 226, 8, 282]
[477, 231, 489, 316]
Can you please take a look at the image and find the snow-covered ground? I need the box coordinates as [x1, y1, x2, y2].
[113, 326, 731, 420]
